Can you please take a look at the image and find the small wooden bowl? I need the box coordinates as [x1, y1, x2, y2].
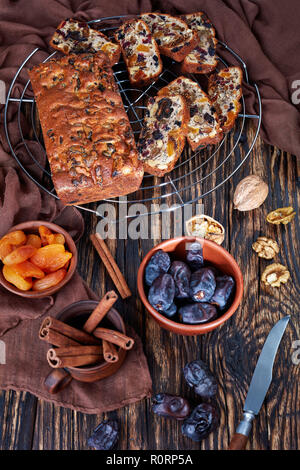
[0, 220, 77, 298]
[44, 300, 127, 393]
[137, 236, 243, 336]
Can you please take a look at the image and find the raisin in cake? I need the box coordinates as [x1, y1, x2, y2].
[28, 52, 144, 205]
[180, 12, 218, 74]
[158, 77, 223, 151]
[114, 18, 163, 87]
[208, 66, 243, 133]
[141, 13, 198, 62]
[50, 18, 121, 65]
[137, 95, 189, 176]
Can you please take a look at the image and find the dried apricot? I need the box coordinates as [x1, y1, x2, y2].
[30, 243, 65, 271]
[38, 225, 53, 245]
[46, 233, 66, 245]
[10, 261, 45, 279]
[32, 268, 67, 291]
[0, 230, 27, 246]
[3, 245, 37, 265]
[2, 265, 33, 291]
[0, 241, 13, 261]
[44, 251, 72, 273]
[27, 234, 42, 249]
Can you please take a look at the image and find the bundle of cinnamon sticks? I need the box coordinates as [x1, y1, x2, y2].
[39, 290, 134, 369]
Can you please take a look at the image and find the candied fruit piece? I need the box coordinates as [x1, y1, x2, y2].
[3, 245, 37, 266]
[10, 260, 45, 279]
[32, 268, 67, 291]
[26, 234, 42, 249]
[2, 265, 33, 291]
[30, 244, 65, 270]
[0, 230, 26, 247]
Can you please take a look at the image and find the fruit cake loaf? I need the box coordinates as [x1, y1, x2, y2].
[114, 18, 163, 87]
[180, 12, 218, 74]
[158, 77, 223, 151]
[140, 13, 198, 62]
[207, 66, 243, 133]
[28, 52, 144, 205]
[50, 18, 121, 65]
[137, 95, 189, 176]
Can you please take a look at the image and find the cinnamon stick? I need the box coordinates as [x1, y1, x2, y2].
[102, 340, 119, 363]
[83, 291, 118, 333]
[93, 328, 134, 350]
[39, 327, 81, 347]
[90, 233, 131, 299]
[47, 346, 102, 368]
[40, 316, 100, 346]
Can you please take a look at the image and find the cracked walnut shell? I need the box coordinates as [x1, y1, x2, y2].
[252, 237, 279, 259]
[266, 207, 296, 225]
[185, 215, 225, 245]
[261, 263, 290, 287]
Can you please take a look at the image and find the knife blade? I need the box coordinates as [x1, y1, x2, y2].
[228, 316, 290, 450]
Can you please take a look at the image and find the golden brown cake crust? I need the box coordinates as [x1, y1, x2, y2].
[28, 52, 144, 205]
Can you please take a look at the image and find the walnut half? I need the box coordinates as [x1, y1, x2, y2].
[266, 206, 296, 225]
[252, 237, 279, 259]
[261, 263, 290, 287]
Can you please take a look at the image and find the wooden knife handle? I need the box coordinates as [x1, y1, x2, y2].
[228, 411, 255, 450]
[228, 433, 249, 450]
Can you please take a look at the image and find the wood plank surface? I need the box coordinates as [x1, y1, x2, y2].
[0, 119, 299, 450]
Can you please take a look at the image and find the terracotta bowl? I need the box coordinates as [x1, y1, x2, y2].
[0, 220, 77, 298]
[137, 236, 243, 336]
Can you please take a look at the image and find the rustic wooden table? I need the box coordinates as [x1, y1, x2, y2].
[0, 119, 299, 450]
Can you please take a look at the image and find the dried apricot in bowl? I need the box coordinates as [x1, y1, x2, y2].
[32, 268, 67, 291]
[3, 245, 37, 265]
[30, 244, 66, 271]
[2, 264, 33, 291]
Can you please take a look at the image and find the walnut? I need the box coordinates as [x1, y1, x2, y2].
[185, 215, 225, 245]
[233, 175, 268, 211]
[252, 237, 279, 259]
[266, 207, 296, 225]
[261, 263, 290, 287]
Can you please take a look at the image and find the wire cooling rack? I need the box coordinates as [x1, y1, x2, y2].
[4, 15, 262, 220]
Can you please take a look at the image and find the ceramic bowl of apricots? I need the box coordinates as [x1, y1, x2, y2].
[0, 221, 77, 298]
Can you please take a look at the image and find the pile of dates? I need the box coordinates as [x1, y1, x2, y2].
[152, 359, 220, 442]
[145, 241, 235, 324]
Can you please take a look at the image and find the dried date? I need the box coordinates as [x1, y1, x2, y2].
[185, 241, 204, 270]
[210, 275, 235, 310]
[169, 261, 191, 299]
[183, 359, 218, 399]
[179, 303, 217, 324]
[145, 249, 171, 286]
[181, 403, 220, 441]
[189, 268, 216, 302]
[148, 273, 175, 313]
[152, 393, 191, 420]
[87, 419, 119, 450]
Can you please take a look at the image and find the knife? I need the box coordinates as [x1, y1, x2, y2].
[228, 315, 290, 450]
